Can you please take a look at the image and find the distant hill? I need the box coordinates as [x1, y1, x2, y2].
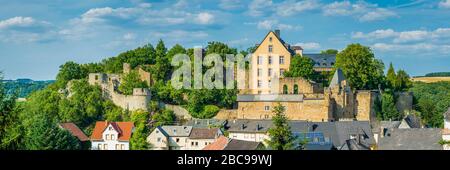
[1, 79, 55, 98]
[424, 72, 450, 77]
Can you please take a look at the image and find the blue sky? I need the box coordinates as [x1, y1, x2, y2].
[0, 0, 449, 80]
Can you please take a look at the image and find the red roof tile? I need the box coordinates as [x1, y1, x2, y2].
[90, 121, 134, 141]
[203, 136, 229, 150]
[59, 123, 89, 141]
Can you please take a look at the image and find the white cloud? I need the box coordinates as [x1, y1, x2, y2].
[123, 33, 136, 40]
[276, 0, 320, 16]
[196, 12, 215, 25]
[294, 42, 321, 50]
[152, 30, 208, 40]
[353, 28, 450, 43]
[0, 17, 36, 29]
[359, 8, 397, 22]
[323, 1, 396, 22]
[138, 3, 152, 8]
[219, 0, 244, 10]
[394, 30, 428, 43]
[372, 43, 450, 54]
[0, 16, 55, 43]
[257, 20, 278, 30]
[257, 20, 300, 30]
[439, 0, 450, 8]
[248, 0, 273, 16]
[351, 29, 397, 39]
[174, 0, 189, 9]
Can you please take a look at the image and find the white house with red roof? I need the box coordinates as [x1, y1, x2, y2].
[90, 121, 134, 150]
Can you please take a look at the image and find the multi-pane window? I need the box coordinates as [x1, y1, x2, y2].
[268, 56, 272, 64]
[264, 106, 270, 111]
[268, 45, 273, 53]
[257, 80, 262, 88]
[268, 68, 272, 77]
[269, 37, 272, 42]
[257, 69, 262, 77]
[268, 80, 271, 88]
[280, 69, 285, 76]
[111, 134, 115, 140]
[257, 56, 263, 65]
[279, 56, 285, 64]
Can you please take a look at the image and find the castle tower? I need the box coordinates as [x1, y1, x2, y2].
[327, 68, 355, 120]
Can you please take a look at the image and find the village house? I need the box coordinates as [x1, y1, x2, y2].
[58, 123, 90, 149]
[186, 128, 222, 150]
[147, 125, 223, 150]
[147, 126, 192, 150]
[90, 121, 134, 150]
[203, 136, 264, 150]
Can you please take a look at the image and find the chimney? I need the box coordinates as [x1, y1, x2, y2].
[241, 124, 245, 130]
[275, 29, 280, 38]
[256, 124, 260, 131]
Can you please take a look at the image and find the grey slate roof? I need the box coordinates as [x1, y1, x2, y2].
[226, 119, 273, 133]
[378, 128, 443, 150]
[159, 126, 193, 137]
[226, 120, 375, 150]
[303, 54, 336, 69]
[237, 94, 304, 102]
[380, 121, 402, 129]
[403, 114, 422, 128]
[223, 139, 262, 150]
[329, 68, 346, 88]
[189, 128, 220, 139]
[290, 121, 375, 150]
[185, 119, 226, 128]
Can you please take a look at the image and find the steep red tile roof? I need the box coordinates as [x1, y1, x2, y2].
[203, 136, 229, 150]
[59, 123, 89, 141]
[90, 121, 134, 141]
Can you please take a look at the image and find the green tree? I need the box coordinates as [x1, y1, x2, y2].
[130, 110, 150, 150]
[0, 72, 19, 149]
[395, 70, 412, 91]
[118, 70, 148, 95]
[386, 62, 397, 89]
[58, 80, 104, 127]
[55, 61, 87, 88]
[283, 55, 315, 80]
[320, 49, 338, 54]
[24, 114, 81, 150]
[152, 39, 170, 81]
[381, 91, 401, 120]
[265, 103, 295, 150]
[335, 44, 385, 90]
[152, 109, 176, 127]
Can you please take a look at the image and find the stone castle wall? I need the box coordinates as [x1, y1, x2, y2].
[237, 99, 330, 121]
[355, 90, 379, 122]
[88, 64, 152, 111]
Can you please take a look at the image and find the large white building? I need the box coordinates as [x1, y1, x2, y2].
[90, 121, 134, 150]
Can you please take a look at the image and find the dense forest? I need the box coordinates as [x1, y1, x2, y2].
[424, 72, 450, 77]
[2, 79, 54, 98]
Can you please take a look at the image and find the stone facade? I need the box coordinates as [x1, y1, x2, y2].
[88, 63, 151, 111]
[237, 68, 381, 122]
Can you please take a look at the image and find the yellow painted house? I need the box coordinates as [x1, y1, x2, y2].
[248, 30, 335, 94]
